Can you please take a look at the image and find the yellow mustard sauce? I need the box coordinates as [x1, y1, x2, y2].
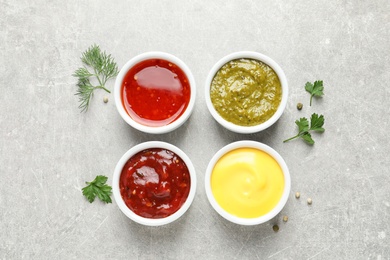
[211, 148, 284, 218]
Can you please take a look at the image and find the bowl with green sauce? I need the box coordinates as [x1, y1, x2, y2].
[205, 52, 288, 134]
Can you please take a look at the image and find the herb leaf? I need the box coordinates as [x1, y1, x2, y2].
[296, 117, 309, 132]
[73, 44, 119, 112]
[82, 175, 112, 204]
[73, 68, 94, 80]
[305, 80, 324, 106]
[301, 132, 314, 144]
[283, 113, 325, 144]
[310, 113, 325, 132]
[75, 78, 94, 111]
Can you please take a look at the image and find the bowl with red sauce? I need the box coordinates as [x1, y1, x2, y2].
[113, 141, 197, 226]
[114, 52, 196, 134]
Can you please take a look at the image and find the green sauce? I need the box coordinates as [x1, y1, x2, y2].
[210, 58, 282, 126]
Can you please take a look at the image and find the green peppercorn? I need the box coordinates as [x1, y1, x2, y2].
[297, 103, 303, 110]
[272, 224, 279, 232]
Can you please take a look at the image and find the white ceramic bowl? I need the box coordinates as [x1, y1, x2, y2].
[205, 140, 290, 225]
[205, 51, 288, 134]
[114, 52, 196, 134]
[113, 141, 197, 226]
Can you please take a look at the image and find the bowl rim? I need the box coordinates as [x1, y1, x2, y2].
[204, 140, 291, 225]
[113, 141, 197, 226]
[114, 51, 196, 134]
[205, 51, 288, 134]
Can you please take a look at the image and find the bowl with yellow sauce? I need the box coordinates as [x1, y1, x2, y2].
[205, 141, 290, 225]
[205, 51, 288, 134]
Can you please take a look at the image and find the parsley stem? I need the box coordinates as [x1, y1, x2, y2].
[283, 135, 300, 143]
[310, 95, 313, 106]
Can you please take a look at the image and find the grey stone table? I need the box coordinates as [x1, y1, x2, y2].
[1, 0, 389, 259]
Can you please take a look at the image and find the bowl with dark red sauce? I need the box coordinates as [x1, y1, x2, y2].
[113, 141, 197, 226]
[114, 52, 196, 134]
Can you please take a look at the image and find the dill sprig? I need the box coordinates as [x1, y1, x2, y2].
[73, 44, 119, 112]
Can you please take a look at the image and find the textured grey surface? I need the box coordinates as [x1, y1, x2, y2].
[1, 0, 389, 259]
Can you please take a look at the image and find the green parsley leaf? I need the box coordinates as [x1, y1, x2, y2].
[295, 117, 309, 133]
[82, 175, 112, 204]
[283, 113, 325, 144]
[301, 133, 314, 144]
[305, 80, 324, 106]
[310, 113, 325, 132]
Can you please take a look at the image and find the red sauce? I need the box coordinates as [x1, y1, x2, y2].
[121, 59, 191, 127]
[119, 148, 191, 218]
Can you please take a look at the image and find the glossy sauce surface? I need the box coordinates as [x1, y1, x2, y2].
[211, 148, 284, 218]
[120, 148, 191, 218]
[122, 59, 191, 127]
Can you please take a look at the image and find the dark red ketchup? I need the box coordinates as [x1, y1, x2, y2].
[119, 148, 191, 218]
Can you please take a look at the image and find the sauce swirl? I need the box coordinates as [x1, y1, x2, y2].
[119, 148, 191, 218]
[211, 147, 284, 218]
